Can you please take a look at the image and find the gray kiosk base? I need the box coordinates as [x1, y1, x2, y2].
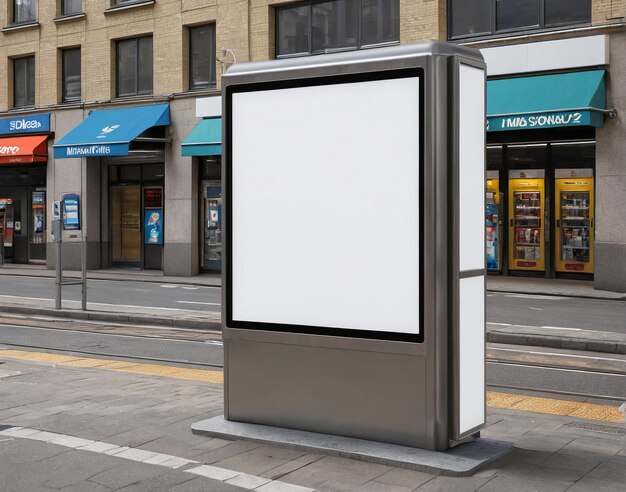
[191, 416, 513, 477]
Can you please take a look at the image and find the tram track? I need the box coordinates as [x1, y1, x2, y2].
[1, 319, 624, 403]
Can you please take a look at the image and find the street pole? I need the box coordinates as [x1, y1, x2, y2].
[53, 218, 62, 310]
[81, 157, 87, 311]
[81, 233, 87, 311]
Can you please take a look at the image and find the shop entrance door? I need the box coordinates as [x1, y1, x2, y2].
[111, 185, 141, 266]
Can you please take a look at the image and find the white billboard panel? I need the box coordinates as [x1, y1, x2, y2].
[458, 275, 485, 434]
[230, 73, 422, 338]
[459, 64, 486, 272]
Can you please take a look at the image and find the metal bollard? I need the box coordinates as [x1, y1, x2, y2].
[0, 232, 4, 266]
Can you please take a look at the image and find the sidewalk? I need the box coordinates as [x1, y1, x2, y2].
[487, 275, 626, 300]
[0, 349, 624, 491]
[0, 263, 222, 287]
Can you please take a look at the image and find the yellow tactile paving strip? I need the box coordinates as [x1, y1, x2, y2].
[0, 349, 223, 384]
[487, 391, 623, 423]
[1, 348, 622, 423]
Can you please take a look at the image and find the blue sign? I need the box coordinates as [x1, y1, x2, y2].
[54, 143, 130, 159]
[487, 111, 602, 132]
[62, 194, 81, 230]
[0, 114, 50, 135]
[144, 209, 163, 245]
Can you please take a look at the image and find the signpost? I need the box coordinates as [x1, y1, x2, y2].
[53, 194, 87, 311]
[193, 42, 497, 468]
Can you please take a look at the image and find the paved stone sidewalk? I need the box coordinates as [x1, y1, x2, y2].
[0, 356, 625, 491]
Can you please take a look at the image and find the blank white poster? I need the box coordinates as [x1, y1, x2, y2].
[231, 76, 421, 334]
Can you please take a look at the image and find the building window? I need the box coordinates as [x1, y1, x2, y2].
[61, 0, 82, 15]
[276, 0, 399, 57]
[449, 0, 591, 39]
[13, 0, 36, 23]
[116, 37, 153, 97]
[189, 24, 217, 90]
[13, 56, 35, 108]
[62, 48, 81, 102]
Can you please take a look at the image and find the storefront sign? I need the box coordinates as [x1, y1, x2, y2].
[0, 114, 50, 134]
[144, 209, 163, 245]
[56, 144, 128, 158]
[32, 190, 46, 206]
[62, 194, 80, 230]
[0, 135, 49, 164]
[488, 111, 590, 132]
[144, 187, 163, 209]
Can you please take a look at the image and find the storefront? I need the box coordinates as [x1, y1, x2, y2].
[0, 114, 50, 264]
[485, 70, 607, 278]
[182, 97, 222, 272]
[53, 104, 170, 270]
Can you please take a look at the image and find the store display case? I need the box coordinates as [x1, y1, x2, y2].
[555, 169, 594, 274]
[508, 170, 545, 272]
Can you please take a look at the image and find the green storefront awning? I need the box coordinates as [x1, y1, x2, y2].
[181, 118, 221, 156]
[487, 70, 607, 132]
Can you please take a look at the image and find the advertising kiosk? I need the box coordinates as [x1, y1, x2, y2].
[197, 42, 490, 457]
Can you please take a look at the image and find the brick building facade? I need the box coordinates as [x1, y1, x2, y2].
[0, 1, 625, 291]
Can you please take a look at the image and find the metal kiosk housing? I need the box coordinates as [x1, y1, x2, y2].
[221, 41, 486, 452]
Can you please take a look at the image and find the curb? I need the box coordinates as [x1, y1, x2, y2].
[486, 287, 626, 301]
[487, 331, 626, 355]
[0, 304, 221, 331]
[2, 304, 624, 355]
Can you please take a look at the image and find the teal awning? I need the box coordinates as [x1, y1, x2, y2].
[487, 70, 606, 132]
[54, 104, 170, 158]
[181, 118, 221, 156]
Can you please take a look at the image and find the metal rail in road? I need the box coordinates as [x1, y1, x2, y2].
[1, 322, 624, 402]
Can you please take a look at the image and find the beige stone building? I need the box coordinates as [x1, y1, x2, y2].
[0, 0, 624, 291]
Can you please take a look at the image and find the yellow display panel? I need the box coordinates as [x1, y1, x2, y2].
[486, 178, 500, 204]
[555, 175, 594, 274]
[508, 177, 545, 272]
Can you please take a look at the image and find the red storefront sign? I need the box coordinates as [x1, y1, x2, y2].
[0, 135, 48, 164]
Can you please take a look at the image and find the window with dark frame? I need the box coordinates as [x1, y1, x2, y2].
[62, 48, 81, 102]
[276, 0, 399, 57]
[13, 0, 36, 23]
[116, 37, 153, 97]
[448, 0, 591, 39]
[61, 0, 82, 16]
[189, 24, 217, 90]
[13, 56, 35, 108]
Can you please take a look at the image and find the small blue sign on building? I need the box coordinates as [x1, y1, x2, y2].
[0, 114, 50, 135]
[62, 194, 81, 230]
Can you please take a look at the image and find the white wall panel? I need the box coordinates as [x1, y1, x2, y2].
[482, 35, 608, 76]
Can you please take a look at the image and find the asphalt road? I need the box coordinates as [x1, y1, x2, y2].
[0, 276, 221, 312]
[0, 275, 624, 333]
[0, 323, 623, 401]
[487, 291, 626, 333]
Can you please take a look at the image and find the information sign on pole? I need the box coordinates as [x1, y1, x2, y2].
[62, 194, 80, 231]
